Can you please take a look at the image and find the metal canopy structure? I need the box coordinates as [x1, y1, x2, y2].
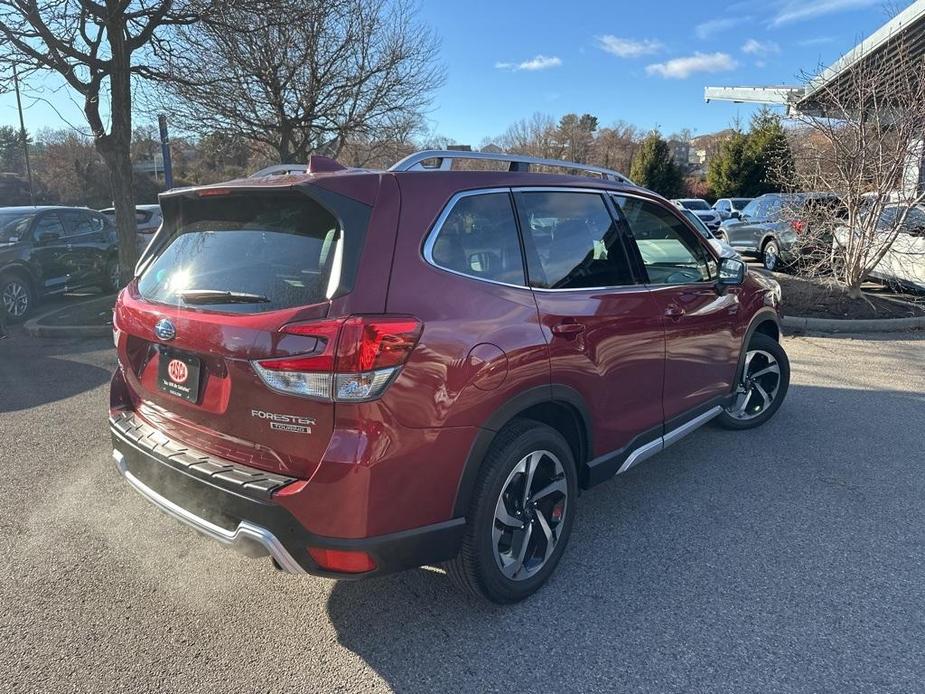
[705, 0, 925, 115]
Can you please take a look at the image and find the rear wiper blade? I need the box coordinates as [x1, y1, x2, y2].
[177, 289, 271, 304]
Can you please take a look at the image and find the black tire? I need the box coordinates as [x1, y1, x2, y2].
[0, 271, 36, 322]
[715, 333, 790, 430]
[762, 239, 783, 272]
[445, 419, 578, 604]
[103, 257, 121, 293]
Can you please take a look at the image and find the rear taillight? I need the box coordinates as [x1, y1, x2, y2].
[252, 315, 422, 402]
[790, 220, 806, 233]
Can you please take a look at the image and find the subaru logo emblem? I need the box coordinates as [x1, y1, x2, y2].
[154, 318, 176, 341]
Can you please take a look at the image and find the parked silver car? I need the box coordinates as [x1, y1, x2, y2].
[719, 193, 845, 271]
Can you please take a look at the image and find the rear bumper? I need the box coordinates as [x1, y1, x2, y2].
[110, 412, 465, 578]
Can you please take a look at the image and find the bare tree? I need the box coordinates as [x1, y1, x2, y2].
[0, 0, 204, 277]
[158, 0, 443, 164]
[498, 113, 560, 159]
[592, 121, 640, 174]
[783, 41, 925, 298]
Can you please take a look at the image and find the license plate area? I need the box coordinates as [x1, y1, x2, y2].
[157, 347, 202, 403]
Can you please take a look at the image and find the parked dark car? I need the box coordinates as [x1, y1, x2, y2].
[719, 193, 845, 271]
[110, 151, 788, 603]
[0, 206, 120, 320]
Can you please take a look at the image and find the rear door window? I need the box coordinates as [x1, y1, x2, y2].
[34, 213, 66, 241]
[514, 190, 634, 289]
[60, 210, 105, 236]
[427, 192, 526, 285]
[138, 193, 346, 313]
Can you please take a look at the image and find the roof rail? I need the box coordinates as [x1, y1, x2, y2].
[389, 150, 634, 184]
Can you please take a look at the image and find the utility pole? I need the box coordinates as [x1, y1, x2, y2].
[157, 114, 174, 189]
[12, 64, 35, 206]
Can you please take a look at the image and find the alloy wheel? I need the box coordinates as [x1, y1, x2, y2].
[492, 450, 568, 581]
[1, 280, 29, 318]
[726, 349, 782, 421]
[764, 243, 779, 271]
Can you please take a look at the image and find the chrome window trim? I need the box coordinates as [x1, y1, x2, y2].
[422, 187, 533, 290]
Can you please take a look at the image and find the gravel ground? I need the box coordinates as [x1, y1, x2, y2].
[0, 328, 923, 694]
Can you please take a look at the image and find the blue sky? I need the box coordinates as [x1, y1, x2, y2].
[0, 0, 913, 144]
[417, 0, 912, 143]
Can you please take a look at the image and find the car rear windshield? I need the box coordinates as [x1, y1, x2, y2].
[681, 200, 710, 211]
[732, 199, 751, 209]
[137, 193, 342, 313]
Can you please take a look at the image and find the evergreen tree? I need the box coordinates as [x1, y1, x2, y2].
[706, 109, 794, 198]
[707, 130, 755, 198]
[745, 108, 794, 196]
[0, 125, 26, 173]
[630, 132, 684, 198]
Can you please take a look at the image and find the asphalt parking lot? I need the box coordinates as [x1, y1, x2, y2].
[1, 327, 923, 693]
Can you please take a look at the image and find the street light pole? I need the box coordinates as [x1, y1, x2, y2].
[12, 63, 35, 206]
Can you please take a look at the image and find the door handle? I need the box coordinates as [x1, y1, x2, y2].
[551, 322, 586, 338]
[664, 305, 685, 319]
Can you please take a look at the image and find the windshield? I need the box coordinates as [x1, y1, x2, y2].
[138, 193, 343, 314]
[740, 199, 762, 218]
[0, 213, 33, 243]
[680, 200, 710, 211]
[732, 199, 752, 210]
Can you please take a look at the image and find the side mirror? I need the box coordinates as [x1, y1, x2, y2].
[731, 210, 742, 219]
[37, 231, 61, 244]
[718, 257, 746, 286]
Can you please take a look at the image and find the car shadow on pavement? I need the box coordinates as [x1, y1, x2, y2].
[325, 382, 925, 693]
[0, 334, 114, 412]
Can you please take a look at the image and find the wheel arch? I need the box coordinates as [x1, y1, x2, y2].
[0, 263, 37, 295]
[735, 309, 781, 385]
[451, 384, 592, 518]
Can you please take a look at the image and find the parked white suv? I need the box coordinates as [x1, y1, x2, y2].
[100, 204, 163, 254]
[713, 198, 754, 222]
[672, 199, 722, 231]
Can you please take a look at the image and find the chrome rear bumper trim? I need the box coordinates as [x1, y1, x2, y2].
[113, 450, 306, 574]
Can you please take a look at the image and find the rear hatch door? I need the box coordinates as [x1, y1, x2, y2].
[115, 187, 371, 479]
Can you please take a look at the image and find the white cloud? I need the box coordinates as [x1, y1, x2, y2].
[771, 0, 878, 27]
[495, 55, 562, 71]
[646, 52, 738, 79]
[742, 38, 781, 56]
[695, 17, 749, 39]
[596, 35, 663, 58]
[799, 36, 835, 46]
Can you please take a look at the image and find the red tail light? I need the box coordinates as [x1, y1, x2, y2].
[790, 220, 806, 233]
[252, 315, 422, 401]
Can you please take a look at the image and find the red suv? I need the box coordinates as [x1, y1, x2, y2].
[110, 151, 789, 603]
